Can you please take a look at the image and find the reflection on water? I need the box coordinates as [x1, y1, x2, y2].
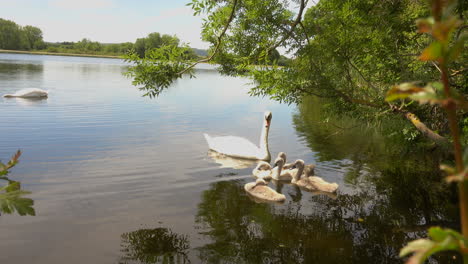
[206, 150, 258, 169]
[6, 97, 48, 106]
[0, 54, 460, 263]
[120, 227, 189, 264]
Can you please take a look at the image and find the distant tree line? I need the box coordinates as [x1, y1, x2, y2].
[0, 18, 204, 58]
[45, 39, 135, 56]
[0, 18, 45, 50]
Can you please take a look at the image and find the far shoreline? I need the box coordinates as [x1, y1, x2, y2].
[0, 49, 123, 59]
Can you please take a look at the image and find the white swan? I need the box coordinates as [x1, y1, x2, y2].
[204, 111, 272, 161]
[290, 160, 338, 193]
[244, 178, 286, 203]
[3, 88, 48, 98]
[252, 156, 284, 180]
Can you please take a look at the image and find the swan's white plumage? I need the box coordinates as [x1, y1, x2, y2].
[203, 111, 272, 160]
[204, 134, 264, 159]
[3, 88, 48, 98]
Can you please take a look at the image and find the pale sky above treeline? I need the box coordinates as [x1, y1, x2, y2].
[0, 0, 208, 48]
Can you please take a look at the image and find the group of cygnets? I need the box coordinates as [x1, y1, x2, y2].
[245, 152, 339, 203]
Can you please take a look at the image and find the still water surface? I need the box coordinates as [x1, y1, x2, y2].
[0, 53, 459, 263]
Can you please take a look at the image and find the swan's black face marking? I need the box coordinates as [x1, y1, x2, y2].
[264, 111, 272, 127]
[273, 157, 284, 168]
[278, 152, 286, 162]
[294, 160, 305, 169]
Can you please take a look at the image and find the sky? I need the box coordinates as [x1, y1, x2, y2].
[0, 0, 208, 48]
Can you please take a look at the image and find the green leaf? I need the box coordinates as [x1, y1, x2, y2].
[400, 228, 465, 264]
[386, 83, 425, 102]
[428, 227, 448, 242]
[439, 164, 455, 175]
[419, 42, 443, 61]
[416, 18, 434, 33]
[5, 181, 20, 192]
[445, 171, 466, 183]
[399, 239, 434, 258]
[0, 190, 35, 216]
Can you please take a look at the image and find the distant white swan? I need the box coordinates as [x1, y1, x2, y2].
[3, 88, 48, 98]
[291, 160, 339, 193]
[204, 111, 272, 161]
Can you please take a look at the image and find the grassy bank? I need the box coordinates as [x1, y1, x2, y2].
[0, 49, 122, 59]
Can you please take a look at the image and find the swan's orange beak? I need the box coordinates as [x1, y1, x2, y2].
[266, 120, 270, 127]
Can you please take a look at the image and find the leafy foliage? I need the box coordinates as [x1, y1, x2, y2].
[400, 227, 466, 263]
[0, 18, 44, 50]
[122, 0, 466, 138]
[384, 0, 467, 262]
[0, 150, 35, 216]
[123, 45, 197, 98]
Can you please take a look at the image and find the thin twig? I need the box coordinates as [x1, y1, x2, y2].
[177, 0, 239, 75]
[268, 0, 306, 52]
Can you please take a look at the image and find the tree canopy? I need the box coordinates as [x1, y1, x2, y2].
[0, 18, 44, 50]
[124, 0, 467, 145]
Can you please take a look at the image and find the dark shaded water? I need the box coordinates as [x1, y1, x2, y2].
[0, 54, 459, 263]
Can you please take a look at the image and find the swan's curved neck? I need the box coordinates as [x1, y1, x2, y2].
[272, 162, 283, 178]
[294, 165, 304, 181]
[259, 122, 270, 160]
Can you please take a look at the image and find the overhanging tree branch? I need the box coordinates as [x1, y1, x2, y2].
[177, 0, 239, 76]
[267, 0, 306, 53]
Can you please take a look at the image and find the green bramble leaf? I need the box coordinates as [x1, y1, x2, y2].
[399, 239, 434, 258]
[429, 227, 449, 242]
[385, 83, 425, 102]
[419, 42, 443, 61]
[400, 228, 465, 264]
[0, 150, 35, 216]
[5, 181, 20, 192]
[439, 164, 455, 175]
[386, 82, 450, 106]
[0, 190, 35, 216]
[416, 18, 434, 33]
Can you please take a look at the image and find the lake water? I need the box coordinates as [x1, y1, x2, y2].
[0, 53, 460, 263]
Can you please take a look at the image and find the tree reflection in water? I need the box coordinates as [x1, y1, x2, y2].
[191, 98, 460, 263]
[119, 227, 190, 264]
[118, 96, 460, 263]
[193, 177, 458, 263]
